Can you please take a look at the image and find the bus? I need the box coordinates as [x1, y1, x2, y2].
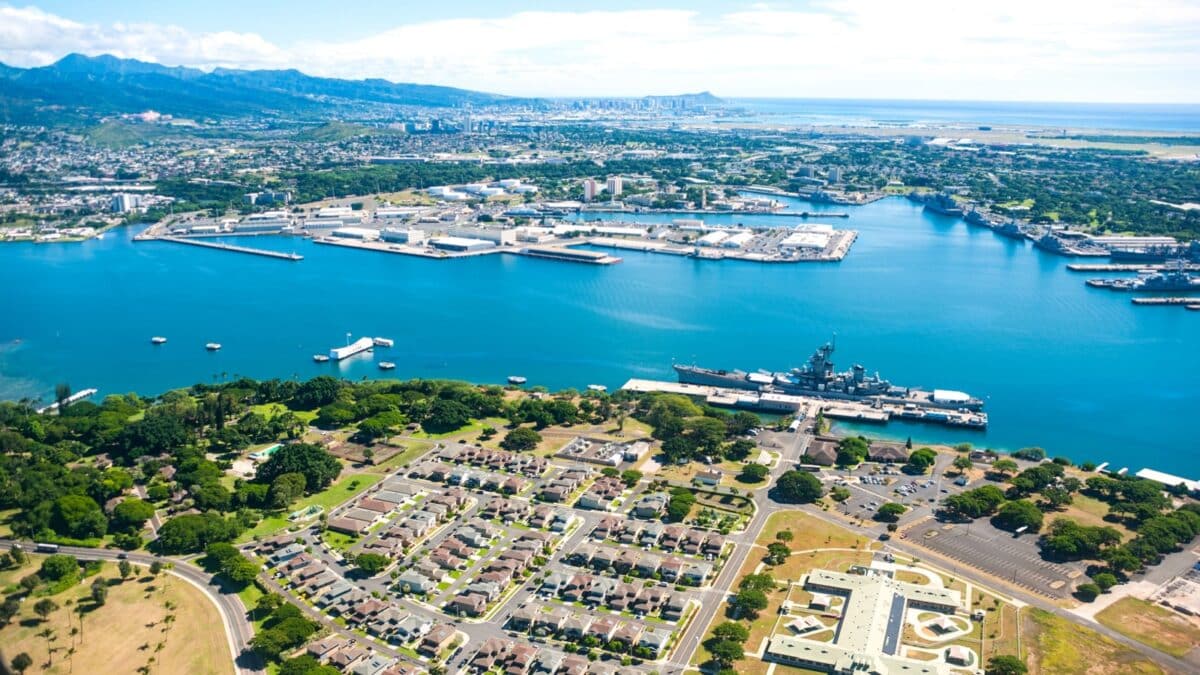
[35, 542, 60, 553]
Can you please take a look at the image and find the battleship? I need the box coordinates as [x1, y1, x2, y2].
[674, 341, 984, 412]
[1087, 262, 1200, 292]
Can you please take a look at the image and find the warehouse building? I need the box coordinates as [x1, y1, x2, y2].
[430, 236, 495, 252]
[331, 227, 380, 241]
[381, 228, 427, 245]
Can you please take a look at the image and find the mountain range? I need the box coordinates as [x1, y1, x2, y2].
[0, 54, 725, 126]
[0, 53, 522, 124]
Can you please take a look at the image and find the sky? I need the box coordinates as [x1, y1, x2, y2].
[2, 1, 1199, 102]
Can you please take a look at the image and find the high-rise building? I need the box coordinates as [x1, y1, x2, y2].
[583, 179, 598, 202]
[110, 193, 142, 213]
[606, 176, 623, 197]
[827, 167, 843, 183]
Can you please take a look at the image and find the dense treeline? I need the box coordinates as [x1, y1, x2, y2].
[936, 452, 1200, 591]
[817, 141, 1200, 240]
[0, 375, 634, 553]
[631, 392, 760, 464]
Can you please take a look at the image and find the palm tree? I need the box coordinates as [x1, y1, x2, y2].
[54, 382, 72, 412]
[37, 628, 56, 666]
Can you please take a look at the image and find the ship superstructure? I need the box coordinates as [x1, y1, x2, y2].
[674, 341, 983, 411]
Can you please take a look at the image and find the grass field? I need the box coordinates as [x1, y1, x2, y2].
[1026, 608, 1162, 674]
[249, 402, 317, 425]
[1095, 597, 1200, 658]
[237, 472, 383, 541]
[0, 560, 233, 675]
[760, 510, 873, 551]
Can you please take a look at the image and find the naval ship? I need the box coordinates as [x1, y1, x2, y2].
[1087, 262, 1200, 292]
[922, 193, 965, 217]
[674, 341, 984, 411]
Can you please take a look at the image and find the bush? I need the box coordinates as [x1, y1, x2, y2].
[500, 427, 542, 452]
[775, 470, 823, 503]
[1093, 572, 1118, 591]
[1075, 583, 1101, 602]
[739, 463, 768, 482]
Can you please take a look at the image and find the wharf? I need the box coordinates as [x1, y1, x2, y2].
[312, 236, 504, 259]
[1067, 262, 1200, 272]
[1132, 297, 1200, 309]
[152, 236, 303, 260]
[587, 229, 856, 263]
[648, 209, 850, 218]
[620, 378, 987, 429]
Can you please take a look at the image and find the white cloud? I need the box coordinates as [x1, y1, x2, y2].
[1, 2, 1198, 102]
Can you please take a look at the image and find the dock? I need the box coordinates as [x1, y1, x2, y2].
[1067, 262, 1200, 272]
[153, 236, 303, 261]
[37, 388, 98, 414]
[620, 378, 986, 429]
[1132, 297, 1200, 309]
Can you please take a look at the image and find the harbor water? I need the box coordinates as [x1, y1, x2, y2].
[1, 195, 1198, 474]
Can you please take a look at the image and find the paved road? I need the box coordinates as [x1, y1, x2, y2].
[661, 425, 813, 673]
[0, 538, 264, 675]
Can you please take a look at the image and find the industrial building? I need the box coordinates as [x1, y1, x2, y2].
[235, 211, 293, 233]
[375, 207, 426, 220]
[721, 231, 755, 248]
[780, 230, 831, 252]
[381, 228, 427, 245]
[330, 227, 380, 241]
[449, 227, 517, 246]
[430, 236, 495, 252]
[697, 231, 729, 246]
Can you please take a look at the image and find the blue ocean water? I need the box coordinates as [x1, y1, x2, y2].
[1, 196, 1197, 475]
[725, 98, 1200, 132]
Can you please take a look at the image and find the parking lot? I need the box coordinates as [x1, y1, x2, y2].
[903, 518, 1085, 599]
[824, 463, 958, 526]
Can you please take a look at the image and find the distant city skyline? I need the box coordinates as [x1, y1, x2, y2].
[2, 1, 1198, 103]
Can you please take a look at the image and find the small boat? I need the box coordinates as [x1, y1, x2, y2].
[205, 343, 222, 351]
[313, 354, 330, 363]
[151, 336, 167, 344]
[378, 361, 396, 370]
[373, 337, 394, 348]
[586, 384, 607, 392]
[507, 376, 528, 385]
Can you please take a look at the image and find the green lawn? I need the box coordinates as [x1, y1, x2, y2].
[238, 473, 383, 541]
[250, 402, 317, 425]
[406, 417, 508, 440]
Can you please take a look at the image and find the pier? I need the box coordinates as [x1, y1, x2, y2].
[37, 388, 98, 414]
[152, 236, 303, 261]
[1132, 297, 1200, 309]
[1067, 262, 1200, 272]
[620, 378, 987, 429]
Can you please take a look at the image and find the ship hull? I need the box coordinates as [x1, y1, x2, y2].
[673, 364, 983, 411]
